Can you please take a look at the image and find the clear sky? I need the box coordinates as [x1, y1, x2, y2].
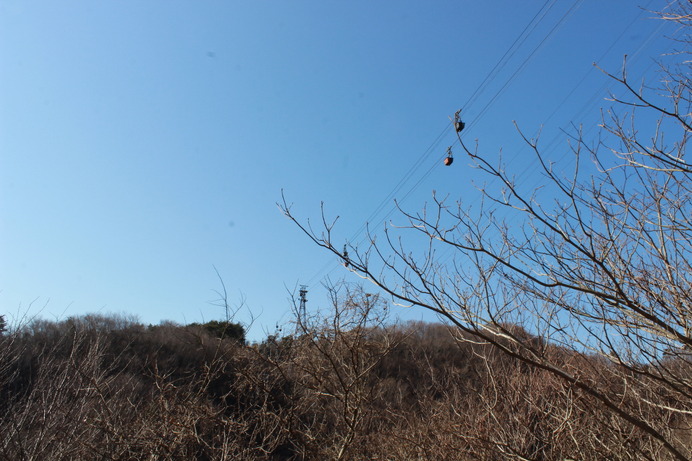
[0, 0, 680, 340]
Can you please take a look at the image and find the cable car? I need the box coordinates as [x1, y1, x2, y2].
[444, 147, 454, 166]
[454, 110, 465, 133]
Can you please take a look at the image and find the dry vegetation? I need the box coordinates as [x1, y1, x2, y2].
[0, 283, 689, 460]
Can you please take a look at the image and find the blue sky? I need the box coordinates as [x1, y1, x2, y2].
[0, 0, 679, 340]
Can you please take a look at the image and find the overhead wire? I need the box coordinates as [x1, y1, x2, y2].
[303, 0, 562, 287]
[432, 0, 661, 222]
[432, 0, 671, 268]
[381, 0, 585, 220]
[283, 1, 673, 337]
[510, 1, 668, 188]
[341, 0, 563, 245]
[470, 0, 584, 126]
[462, 0, 558, 111]
[303, 125, 449, 285]
[303, 0, 602, 287]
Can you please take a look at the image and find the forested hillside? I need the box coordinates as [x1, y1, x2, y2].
[1, 289, 688, 460]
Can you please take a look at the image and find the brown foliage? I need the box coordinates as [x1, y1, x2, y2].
[1, 300, 688, 460]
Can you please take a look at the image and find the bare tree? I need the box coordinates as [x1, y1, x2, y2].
[255, 282, 401, 460]
[281, 3, 692, 459]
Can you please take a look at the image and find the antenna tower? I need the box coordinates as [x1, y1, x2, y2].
[299, 285, 308, 321]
